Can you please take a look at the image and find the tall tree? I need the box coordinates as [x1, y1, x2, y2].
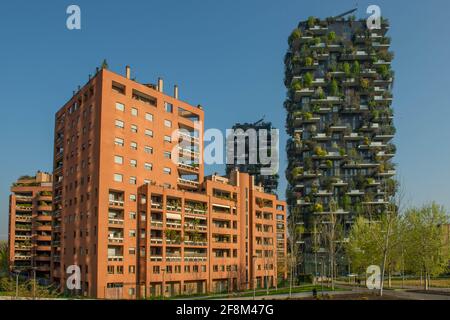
[403, 203, 450, 290]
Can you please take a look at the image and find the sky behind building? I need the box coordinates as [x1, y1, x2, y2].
[1, 0, 450, 239]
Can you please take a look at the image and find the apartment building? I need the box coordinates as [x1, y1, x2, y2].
[226, 119, 279, 194]
[8, 172, 53, 280]
[284, 13, 395, 274]
[52, 65, 286, 298]
[132, 170, 286, 298]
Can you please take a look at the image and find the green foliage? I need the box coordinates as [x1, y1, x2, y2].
[304, 57, 314, 67]
[307, 16, 316, 28]
[352, 61, 360, 75]
[329, 79, 339, 96]
[291, 79, 302, 91]
[343, 62, 351, 76]
[289, 28, 302, 44]
[327, 31, 336, 42]
[291, 167, 304, 178]
[303, 72, 313, 87]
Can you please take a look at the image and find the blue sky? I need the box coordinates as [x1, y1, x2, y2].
[1, 0, 450, 240]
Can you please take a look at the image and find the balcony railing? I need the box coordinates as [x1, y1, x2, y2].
[108, 256, 124, 262]
[109, 199, 124, 207]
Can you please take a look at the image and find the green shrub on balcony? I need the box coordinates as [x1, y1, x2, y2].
[291, 167, 304, 178]
[307, 16, 316, 28]
[314, 146, 327, 157]
[305, 57, 314, 67]
[343, 62, 351, 76]
[325, 160, 333, 169]
[360, 78, 370, 90]
[327, 31, 336, 42]
[352, 61, 360, 75]
[288, 28, 302, 44]
[339, 148, 346, 156]
[304, 72, 313, 87]
[291, 79, 303, 91]
[314, 203, 323, 213]
[378, 65, 390, 79]
[329, 79, 339, 96]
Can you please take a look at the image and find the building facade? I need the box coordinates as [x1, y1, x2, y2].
[226, 119, 279, 194]
[284, 14, 396, 273]
[8, 172, 53, 280]
[52, 66, 286, 298]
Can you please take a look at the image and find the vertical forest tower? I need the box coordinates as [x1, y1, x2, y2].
[284, 14, 396, 273]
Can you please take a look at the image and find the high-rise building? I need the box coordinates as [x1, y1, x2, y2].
[226, 119, 279, 194]
[52, 65, 286, 298]
[284, 13, 396, 273]
[8, 172, 53, 280]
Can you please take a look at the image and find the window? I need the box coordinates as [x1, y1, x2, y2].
[164, 151, 171, 159]
[130, 194, 137, 202]
[144, 163, 153, 171]
[115, 120, 124, 129]
[153, 266, 160, 274]
[129, 265, 136, 274]
[131, 124, 138, 133]
[164, 120, 172, 128]
[130, 159, 137, 168]
[129, 176, 137, 185]
[130, 142, 137, 150]
[163, 167, 171, 175]
[145, 129, 153, 138]
[131, 108, 138, 116]
[144, 146, 153, 154]
[113, 174, 123, 182]
[114, 155, 123, 165]
[108, 266, 114, 274]
[129, 212, 136, 219]
[115, 102, 125, 112]
[129, 230, 136, 237]
[164, 135, 172, 143]
[129, 247, 136, 255]
[145, 113, 153, 122]
[164, 102, 173, 113]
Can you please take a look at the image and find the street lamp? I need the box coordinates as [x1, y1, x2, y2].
[14, 269, 22, 300]
[252, 255, 257, 300]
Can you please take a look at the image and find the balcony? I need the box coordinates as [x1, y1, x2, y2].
[346, 190, 365, 196]
[109, 199, 124, 208]
[177, 178, 199, 189]
[16, 205, 32, 212]
[150, 256, 163, 262]
[108, 218, 124, 226]
[108, 256, 124, 262]
[377, 170, 396, 177]
[178, 131, 200, 144]
[177, 162, 200, 173]
[108, 235, 124, 244]
[150, 220, 163, 228]
[150, 238, 163, 245]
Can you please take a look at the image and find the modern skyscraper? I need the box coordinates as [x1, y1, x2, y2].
[226, 119, 279, 194]
[52, 65, 286, 298]
[284, 13, 396, 273]
[8, 172, 53, 281]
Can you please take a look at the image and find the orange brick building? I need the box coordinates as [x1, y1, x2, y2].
[8, 172, 53, 280]
[52, 66, 286, 298]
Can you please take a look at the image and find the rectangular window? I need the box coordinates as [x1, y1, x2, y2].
[113, 174, 123, 182]
[129, 176, 137, 185]
[114, 138, 125, 147]
[130, 194, 136, 202]
[115, 102, 125, 112]
[164, 151, 171, 159]
[164, 102, 173, 113]
[144, 163, 153, 171]
[130, 142, 137, 150]
[129, 266, 136, 274]
[129, 247, 136, 255]
[164, 135, 172, 143]
[145, 129, 153, 137]
[114, 155, 123, 165]
[115, 120, 124, 129]
[164, 120, 172, 128]
[163, 167, 171, 175]
[131, 124, 138, 133]
[144, 146, 153, 154]
[129, 230, 136, 237]
[129, 212, 136, 219]
[145, 113, 153, 122]
[131, 108, 138, 116]
[130, 159, 137, 167]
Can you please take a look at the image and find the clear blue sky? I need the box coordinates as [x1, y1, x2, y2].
[1, 0, 450, 240]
